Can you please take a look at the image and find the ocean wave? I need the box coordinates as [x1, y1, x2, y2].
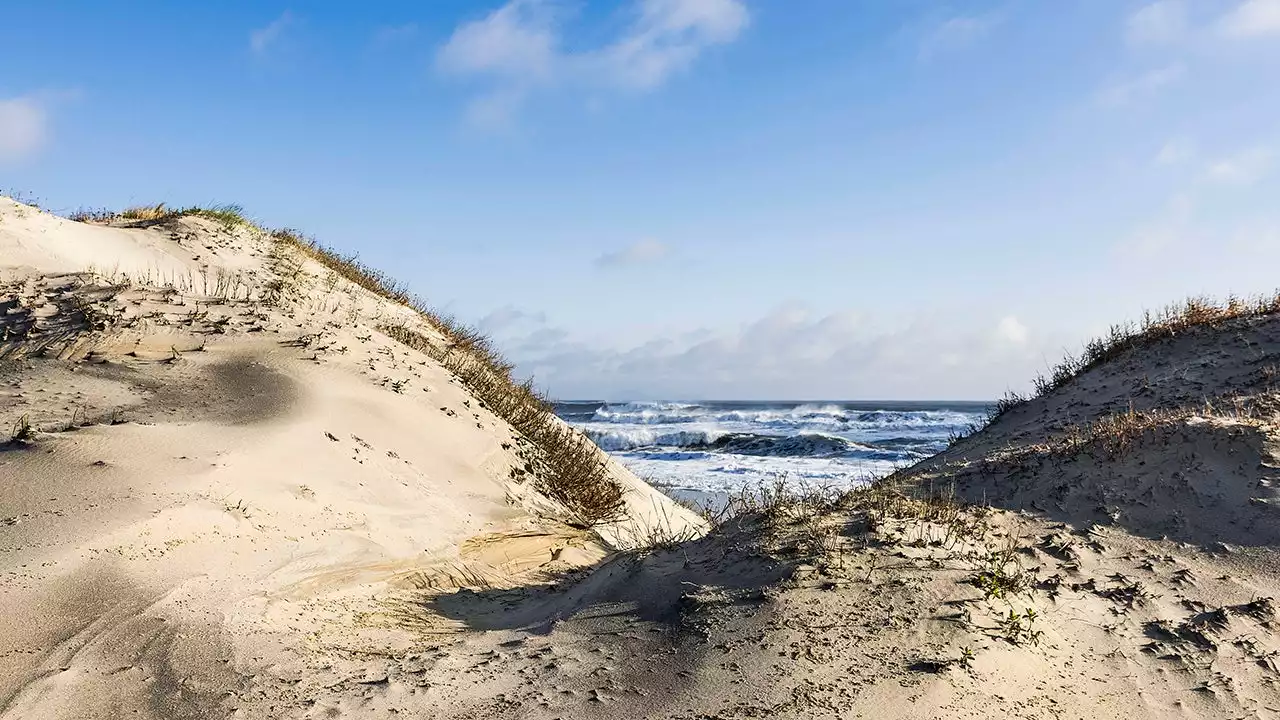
[589, 402, 976, 431]
[562, 401, 986, 496]
[584, 427, 729, 452]
[705, 432, 864, 458]
[584, 427, 926, 461]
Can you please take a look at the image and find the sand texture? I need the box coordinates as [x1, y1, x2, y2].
[5, 195, 1280, 718]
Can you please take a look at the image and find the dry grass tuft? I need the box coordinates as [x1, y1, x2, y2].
[55, 199, 630, 526]
[980, 396, 1274, 473]
[75, 202, 249, 228]
[117, 203, 174, 221]
[381, 323, 625, 527]
[982, 293, 1280, 424]
[270, 229, 415, 306]
[7, 415, 35, 445]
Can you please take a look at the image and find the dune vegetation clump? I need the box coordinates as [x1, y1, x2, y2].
[380, 323, 626, 527]
[986, 293, 1280, 423]
[72, 202, 251, 228]
[60, 200, 628, 526]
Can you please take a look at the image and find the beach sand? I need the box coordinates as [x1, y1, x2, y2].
[5, 195, 1280, 718]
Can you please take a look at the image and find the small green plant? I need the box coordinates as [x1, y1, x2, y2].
[958, 645, 976, 668]
[1000, 608, 1043, 645]
[972, 548, 1028, 600]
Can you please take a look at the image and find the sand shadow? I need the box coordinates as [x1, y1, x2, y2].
[415, 516, 794, 635]
[0, 276, 125, 360]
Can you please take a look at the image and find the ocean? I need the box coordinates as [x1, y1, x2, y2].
[555, 400, 991, 500]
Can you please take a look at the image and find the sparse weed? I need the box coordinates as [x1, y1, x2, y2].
[972, 548, 1029, 600]
[985, 293, 1280, 422]
[8, 415, 35, 444]
[380, 323, 624, 527]
[91, 202, 249, 228]
[1000, 607, 1043, 645]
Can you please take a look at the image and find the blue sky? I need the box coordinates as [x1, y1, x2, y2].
[3, 0, 1280, 400]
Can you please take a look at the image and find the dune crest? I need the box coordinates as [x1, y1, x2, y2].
[0, 197, 702, 719]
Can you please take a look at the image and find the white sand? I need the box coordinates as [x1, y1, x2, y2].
[0, 197, 703, 719]
[6, 195, 1280, 719]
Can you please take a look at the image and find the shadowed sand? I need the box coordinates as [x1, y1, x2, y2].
[5, 195, 1280, 719]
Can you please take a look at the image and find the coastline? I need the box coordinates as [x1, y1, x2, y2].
[4, 194, 1280, 718]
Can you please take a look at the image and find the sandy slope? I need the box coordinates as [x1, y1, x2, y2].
[7, 194, 1280, 719]
[326, 310, 1280, 718]
[0, 198, 702, 719]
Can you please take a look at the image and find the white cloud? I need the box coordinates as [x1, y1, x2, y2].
[1126, 1, 1187, 45]
[1218, 0, 1280, 37]
[996, 316, 1028, 346]
[250, 11, 294, 58]
[918, 14, 999, 61]
[595, 238, 669, 267]
[1155, 136, 1196, 165]
[437, 1, 558, 81]
[589, 0, 750, 89]
[1099, 63, 1185, 105]
[0, 95, 48, 164]
[484, 304, 1053, 400]
[436, 0, 749, 124]
[1205, 145, 1274, 185]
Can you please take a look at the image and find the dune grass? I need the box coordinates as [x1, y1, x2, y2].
[56, 199, 629, 525]
[381, 324, 625, 527]
[262, 225, 627, 525]
[70, 202, 249, 228]
[984, 293, 1280, 424]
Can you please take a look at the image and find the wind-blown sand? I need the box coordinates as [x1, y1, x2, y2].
[0, 198, 702, 718]
[5, 195, 1280, 719]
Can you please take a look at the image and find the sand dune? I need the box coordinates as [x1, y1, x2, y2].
[0, 197, 702, 719]
[5, 194, 1280, 718]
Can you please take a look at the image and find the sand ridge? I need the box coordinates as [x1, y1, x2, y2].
[5, 194, 1280, 718]
[0, 197, 702, 719]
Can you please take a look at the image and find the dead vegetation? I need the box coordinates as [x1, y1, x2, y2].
[70, 202, 250, 228]
[974, 397, 1275, 474]
[57, 200, 631, 526]
[982, 293, 1280, 425]
[380, 324, 625, 527]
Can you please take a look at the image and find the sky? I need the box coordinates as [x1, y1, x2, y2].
[3, 0, 1280, 401]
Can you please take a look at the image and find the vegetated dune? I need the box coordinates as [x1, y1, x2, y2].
[910, 305, 1280, 548]
[0, 197, 703, 719]
[6, 193, 1280, 720]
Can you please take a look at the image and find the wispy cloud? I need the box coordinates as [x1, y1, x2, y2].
[250, 11, 294, 59]
[595, 238, 669, 268]
[436, 0, 749, 126]
[1126, 1, 1187, 45]
[918, 14, 1000, 61]
[1115, 192, 1198, 258]
[1098, 63, 1185, 105]
[1205, 145, 1274, 185]
[0, 94, 49, 164]
[1155, 136, 1196, 165]
[371, 23, 419, 49]
[1217, 0, 1280, 37]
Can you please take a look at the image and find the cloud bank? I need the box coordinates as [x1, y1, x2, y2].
[482, 305, 1053, 401]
